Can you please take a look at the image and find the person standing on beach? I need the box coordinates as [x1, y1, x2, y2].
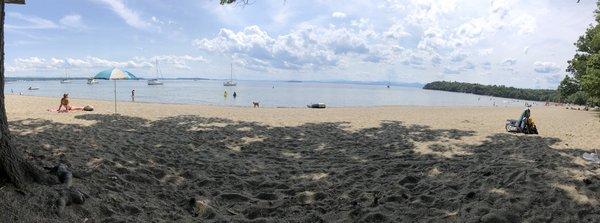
[224, 90, 228, 98]
[233, 92, 237, 98]
[131, 89, 135, 102]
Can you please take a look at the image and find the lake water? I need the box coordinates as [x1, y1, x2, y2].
[6, 79, 537, 108]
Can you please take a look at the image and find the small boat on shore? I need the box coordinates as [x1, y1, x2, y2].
[307, 103, 326, 109]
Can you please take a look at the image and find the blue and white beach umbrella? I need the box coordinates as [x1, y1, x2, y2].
[93, 68, 138, 113]
[94, 68, 137, 80]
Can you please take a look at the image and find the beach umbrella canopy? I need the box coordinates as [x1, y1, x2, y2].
[93, 68, 137, 80]
[94, 68, 137, 114]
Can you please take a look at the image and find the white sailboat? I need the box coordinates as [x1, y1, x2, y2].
[60, 69, 71, 84]
[223, 63, 237, 86]
[148, 59, 164, 85]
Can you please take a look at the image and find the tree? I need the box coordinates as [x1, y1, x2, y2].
[567, 91, 589, 105]
[567, 1, 600, 103]
[0, 0, 54, 190]
[422, 81, 559, 102]
[557, 75, 580, 100]
[581, 54, 600, 98]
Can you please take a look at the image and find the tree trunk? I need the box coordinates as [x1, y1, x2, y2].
[0, 0, 46, 188]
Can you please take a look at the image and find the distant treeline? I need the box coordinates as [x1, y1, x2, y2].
[423, 81, 559, 102]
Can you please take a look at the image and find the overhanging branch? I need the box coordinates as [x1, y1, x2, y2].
[4, 0, 25, 4]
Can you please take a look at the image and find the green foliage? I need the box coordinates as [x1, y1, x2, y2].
[557, 75, 580, 100]
[423, 81, 559, 102]
[567, 1, 600, 100]
[581, 54, 600, 97]
[587, 97, 600, 107]
[220, 0, 236, 4]
[567, 54, 588, 80]
[567, 91, 589, 105]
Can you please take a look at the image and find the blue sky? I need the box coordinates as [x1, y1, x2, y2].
[4, 0, 597, 88]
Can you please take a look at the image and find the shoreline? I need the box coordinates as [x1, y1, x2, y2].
[7, 93, 548, 109]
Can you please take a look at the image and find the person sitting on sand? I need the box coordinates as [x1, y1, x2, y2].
[57, 94, 83, 113]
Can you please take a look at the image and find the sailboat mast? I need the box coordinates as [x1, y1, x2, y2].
[155, 59, 159, 79]
[230, 63, 233, 81]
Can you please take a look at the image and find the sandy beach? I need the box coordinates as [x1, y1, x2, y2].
[2, 95, 600, 222]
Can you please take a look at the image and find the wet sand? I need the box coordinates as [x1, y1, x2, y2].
[1, 95, 599, 222]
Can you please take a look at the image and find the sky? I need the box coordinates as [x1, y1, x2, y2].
[3, 0, 598, 88]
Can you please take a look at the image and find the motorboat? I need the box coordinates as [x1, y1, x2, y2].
[87, 78, 99, 84]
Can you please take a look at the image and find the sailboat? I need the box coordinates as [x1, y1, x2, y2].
[223, 63, 237, 86]
[148, 59, 164, 85]
[386, 75, 391, 88]
[60, 69, 71, 84]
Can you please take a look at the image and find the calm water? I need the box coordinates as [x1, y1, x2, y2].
[6, 79, 536, 107]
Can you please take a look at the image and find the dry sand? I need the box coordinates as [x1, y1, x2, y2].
[1, 95, 600, 222]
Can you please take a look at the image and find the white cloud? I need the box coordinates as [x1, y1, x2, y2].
[59, 14, 86, 29]
[94, 0, 151, 30]
[6, 55, 207, 73]
[193, 24, 374, 71]
[136, 55, 208, 70]
[462, 61, 476, 70]
[481, 62, 492, 70]
[383, 22, 410, 40]
[443, 67, 460, 74]
[533, 61, 561, 73]
[479, 48, 494, 56]
[501, 58, 517, 66]
[512, 14, 536, 35]
[5, 12, 58, 29]
[450, 51, 468, 62]
[332, 12, 347, 18]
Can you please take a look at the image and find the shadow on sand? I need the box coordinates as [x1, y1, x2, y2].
[1, 114, 599, 222]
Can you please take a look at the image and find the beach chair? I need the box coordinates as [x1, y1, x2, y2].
[505, 108, 538, 134]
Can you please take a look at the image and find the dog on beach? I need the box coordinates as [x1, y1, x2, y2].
[252, 102, 260, 108]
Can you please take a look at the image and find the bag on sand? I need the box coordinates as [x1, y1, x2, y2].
[83, 105, 94, 111]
